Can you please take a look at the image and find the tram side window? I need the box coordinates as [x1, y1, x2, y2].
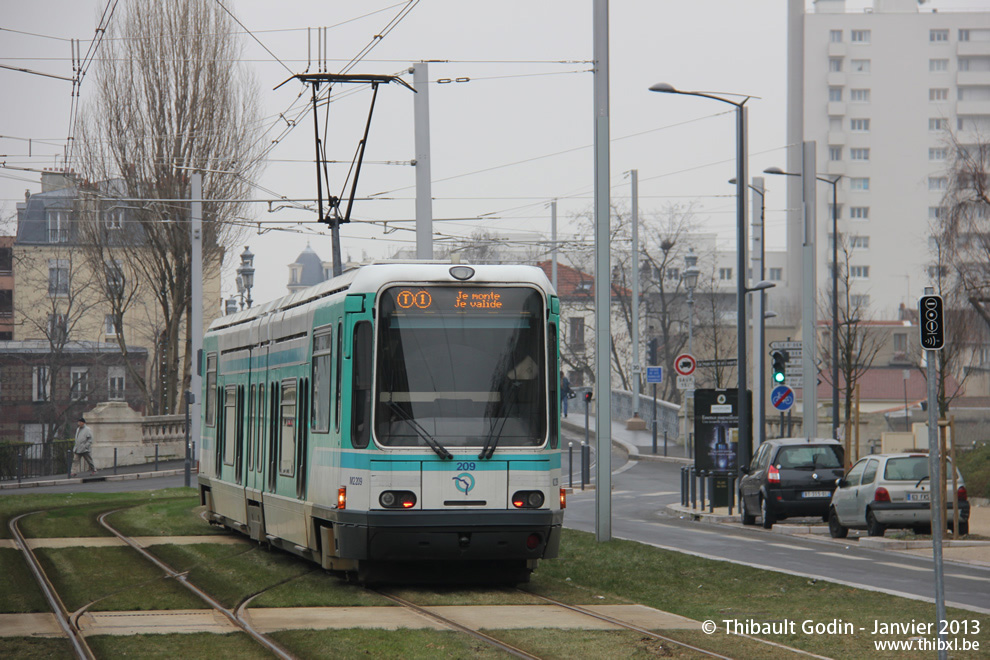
[247, 384, 255, 470]
[223, 387, 236, 465]
[280, 382, 296, 476]
[255, 384, 264, 472]
[335, 322, 343, 432]
[351, 321, 372, 449]
[311, 329, 332, 433]
[205, 354, 217, 426]
[548, 322, 558, 449]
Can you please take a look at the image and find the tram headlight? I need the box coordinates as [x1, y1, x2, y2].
[511, 490, 545, 509]
[449, 266, 475, 281]
[379, 490, 417, 509]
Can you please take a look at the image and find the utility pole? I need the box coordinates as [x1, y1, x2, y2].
[189, 173, 203, 488]
[630, 169, 640, 418]
[551, 199, 558, 291]
[800, 141, 817, 438]
[593, 0, 612, 542]
[413, 62, 433, 260]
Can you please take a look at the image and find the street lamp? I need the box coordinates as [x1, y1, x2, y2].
[682, 249, 700, 458]
[652, 81, 754, 471]
[236, 246, 255, 309]
[765, 166, 842, 440]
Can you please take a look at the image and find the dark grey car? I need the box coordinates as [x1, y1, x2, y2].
[738, 438, 845, 528]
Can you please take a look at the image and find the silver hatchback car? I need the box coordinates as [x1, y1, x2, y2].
[828, 452, 970, 538]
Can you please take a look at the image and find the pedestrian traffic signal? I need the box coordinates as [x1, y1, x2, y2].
[771, 350, 788, 384]
[583, 391, 593, 403]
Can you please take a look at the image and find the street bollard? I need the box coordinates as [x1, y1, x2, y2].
[699, 471, 706, 510]
[66, 450, 73, 479]
[727, 475, 734, 515]
[16, 449, 23, 483]
[708, 474, 715, 514]
[114, 448, 118, 475]
[690, 467, 697, 509]
[155, 444, 159, 472]
[663, 430, 668, 457]
[652, 423, 657, 455]
[581, 441, 591, 489]
[680, 467, 687, 506]
[568, 442, 574, 490]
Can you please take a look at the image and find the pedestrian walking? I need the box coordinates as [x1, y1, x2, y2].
[560, 372, 574, 418]
[72, 417, 96, 477]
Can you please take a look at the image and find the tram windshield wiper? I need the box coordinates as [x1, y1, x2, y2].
[479, 383, 519, 460]
[384, 400, 452, 460]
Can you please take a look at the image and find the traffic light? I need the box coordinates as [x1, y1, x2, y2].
[771, 350, 788, 384]
[583, 391, 593, 403]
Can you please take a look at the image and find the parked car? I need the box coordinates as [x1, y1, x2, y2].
[738, 438, 846, 529]
[828, 452, 970, 538]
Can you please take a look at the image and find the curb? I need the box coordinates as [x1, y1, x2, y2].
[0, 468, 195, 490]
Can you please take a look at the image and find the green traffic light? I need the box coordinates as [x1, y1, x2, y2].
[773, 371, 785, 383]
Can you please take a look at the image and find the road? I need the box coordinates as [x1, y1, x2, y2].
[563, 445, 990, 614]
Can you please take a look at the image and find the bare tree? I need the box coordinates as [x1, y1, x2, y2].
[693, 261, 735, 390]
[77, 0, 263, 414]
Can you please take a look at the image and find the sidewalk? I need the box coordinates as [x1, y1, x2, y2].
[561, 410, 691, 465]
[0, 459, 194, 491]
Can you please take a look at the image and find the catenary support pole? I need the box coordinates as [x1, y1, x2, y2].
[631, 170, 640, 417]
[592, 0, 611, 542]
[551, 199, 558, 291]
[413, 62, 433, 260]
[800, 142, 817, 439]
[751, 177, 765, 447]
[924, 286, 947, 660]
[190, 173, 203, 487]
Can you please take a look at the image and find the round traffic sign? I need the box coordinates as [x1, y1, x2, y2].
[674, 353, 696, 377]
[771, 385, 795, 412]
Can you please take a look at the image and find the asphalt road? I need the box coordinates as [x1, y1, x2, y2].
[563, 445, 990, 615]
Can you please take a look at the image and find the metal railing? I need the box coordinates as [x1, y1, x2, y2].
[0, 440, 74, 481]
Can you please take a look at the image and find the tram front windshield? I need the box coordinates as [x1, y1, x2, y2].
[375, 286, 546, 449]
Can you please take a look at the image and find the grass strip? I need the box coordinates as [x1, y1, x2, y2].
[271, 628, 511, 659]
[148, 543, 317, 609]
[527, 528, 990, 659]
[0, 548, 50, 613]
[86, 632, 272, 659]
[106, 496, 225, 537]
[34, 546, 203, 612]
[0, 637, 75, 660]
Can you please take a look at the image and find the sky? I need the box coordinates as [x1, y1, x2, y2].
[0, 0, 978, 307]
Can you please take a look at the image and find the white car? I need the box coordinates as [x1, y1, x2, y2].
[828, 452, 970, 538]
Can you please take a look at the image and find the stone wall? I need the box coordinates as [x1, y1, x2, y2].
[85, 402, 186, 468]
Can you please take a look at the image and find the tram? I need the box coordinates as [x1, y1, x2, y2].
[198, 262, 564, 581]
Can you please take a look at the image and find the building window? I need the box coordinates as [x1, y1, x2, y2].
[929, 176, 948, 191]
[851, 294, 870, 308]
[959, 58, 971, 72]
[829, 87, 843, 102]
[893, 333, 907, 353]
[108, 366, 125, 400]
[827, 204, 843, 220]
[32, 366, 50, 402]
[850, 178, 870, 191]
[829, 146, 843, 161]
[48, 260, 69, 296]
[0, 247, 11, 274]
[769, 267, 782, 281]
[666, 267, 680, 281]
[851, 59, 871, 73]
[959, 30, 970, 42]
[570, 316, 585, 353]
[929, 206, 947, 220]
[104, 208, 124, 230]
[850, 207, 870, 220]
[850, 148, 870, 161]
[929, 59, 948, 72]
[929, 118, 948, 131]
[850, 88, 871, 102]
[850, 235, 870, 249]
[829, 58, 843, 73]
[105, 260, 125, 296]
[929, 88, 949, 101]
[851, 30, 871, 43]
[928, 265, 949, 278]
[70, 367, 90, 401]
[929, 147, 948, 161]
[830, 30, 843, 43]
[850, 118, 870, 132]
[48, 313, 67, 342]
[850, 265, 870, 279]
[930, 29, 949, 43]
[104, 313, 121, 336]
[719, 268, 733, 281]
[46, 210, 70, 243]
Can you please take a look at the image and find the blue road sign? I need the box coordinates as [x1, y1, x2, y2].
[646, 366, 663, 384]
[771, 385, 795, 412]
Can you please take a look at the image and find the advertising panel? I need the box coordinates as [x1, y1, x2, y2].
[694, 388, 751, 474]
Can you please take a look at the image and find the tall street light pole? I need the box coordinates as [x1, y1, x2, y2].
[650, 82, 754, 472]
[765, 166, 841, 439]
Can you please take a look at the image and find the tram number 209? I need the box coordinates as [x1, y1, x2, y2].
[456, 462, 476, 471]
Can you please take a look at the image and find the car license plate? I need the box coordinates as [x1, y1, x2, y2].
[802, 491, 829, 498]
[907, 492, 930, 502]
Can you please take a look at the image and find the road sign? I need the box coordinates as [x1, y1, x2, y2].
[646, 366, 663, 384]
[770, 385, 795, 412]
[697, 358, 737, 368]
[674, 353, 696, 376]
[676, 374, 695, 390]
[919, 294, 945, 350]
[769, 340, 803, 350]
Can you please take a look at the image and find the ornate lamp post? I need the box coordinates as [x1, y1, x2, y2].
[236, 246, 255, 309]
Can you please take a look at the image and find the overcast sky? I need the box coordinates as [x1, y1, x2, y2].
[0, 0, 977, 306]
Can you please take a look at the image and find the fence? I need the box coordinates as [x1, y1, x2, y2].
[0, 440, 74, 482]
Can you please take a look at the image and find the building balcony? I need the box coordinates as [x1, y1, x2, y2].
[957, 100, 990, 117]
[826, 72, 846, 87]
[958, 71, 990, 87]
[827, 131, 847, 146]
[827, 101, 846, 116]
[828, 42, 846, 57]
[958, 41, 990, 57]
